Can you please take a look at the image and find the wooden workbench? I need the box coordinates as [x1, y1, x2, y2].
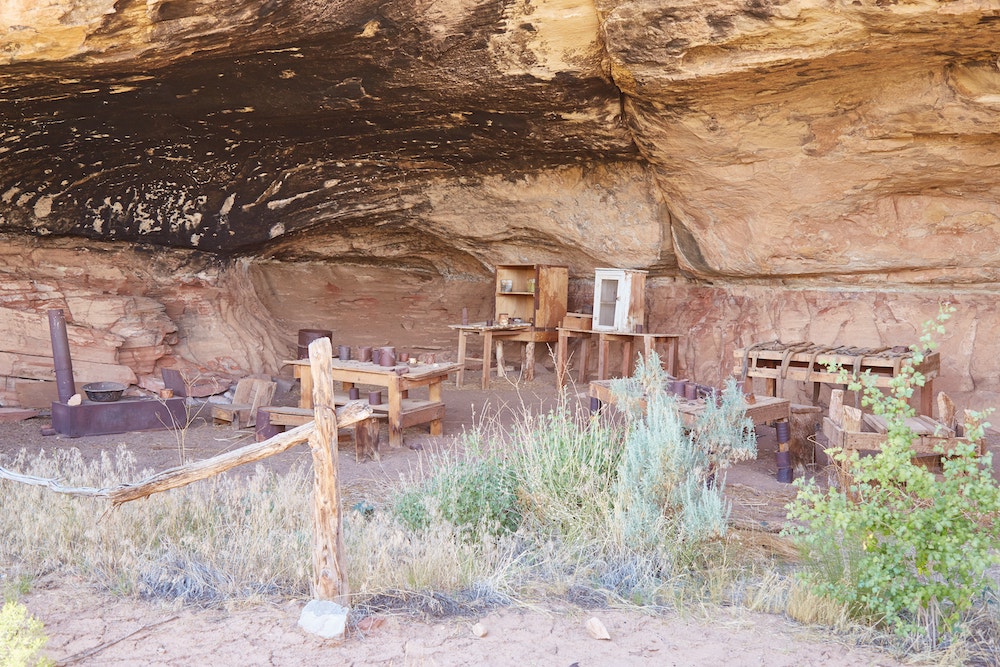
[450, 322, 557, 389]
[285, 358, 458, 448]
[734, 342, 940, 416]
[588, 379, 790, 430]
[556, 328, 680, 387]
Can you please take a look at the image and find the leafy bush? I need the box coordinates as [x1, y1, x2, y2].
[786, 305, 1000, 641]
[393, 458, 521, 538]
[0, 600, 50, 667]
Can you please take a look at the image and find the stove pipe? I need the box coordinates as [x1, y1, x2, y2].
[47, 309, 76, 403]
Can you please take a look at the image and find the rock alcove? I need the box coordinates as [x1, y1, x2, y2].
[1, 0, 999, 413]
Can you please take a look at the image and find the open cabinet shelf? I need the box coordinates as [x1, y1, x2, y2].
[495, 264, 568, 331]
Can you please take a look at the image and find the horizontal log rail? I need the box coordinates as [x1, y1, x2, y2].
[0, 401, 372, 506]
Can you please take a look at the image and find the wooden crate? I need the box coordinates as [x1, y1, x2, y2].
[820, 390, 979, 458]
[734, 342, 940, 415]
[561, 312, 593, 330]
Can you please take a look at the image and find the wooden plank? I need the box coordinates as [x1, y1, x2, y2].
[842, 405, 863, 433]
[937, 392, 956, 428]
[15, 380, 58, 409]
[535, 265, 569, 329]
[0, 407, 39, 423]
[829, 389, 844, 426]
[863, 413, 944, 436]
[863, 413, 887, 434]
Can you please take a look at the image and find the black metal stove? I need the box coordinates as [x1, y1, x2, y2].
[48, 309, 186, 437]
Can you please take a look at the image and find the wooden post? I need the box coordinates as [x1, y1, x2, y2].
[556, 329, 569, 387]
[495, 339, 506, 378]
[829, 388, 845, 426]
[354, 418, 380, 462]
[456, 329, 468, 387]
[307, 337, 349, 605]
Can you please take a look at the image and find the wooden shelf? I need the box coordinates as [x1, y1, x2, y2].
[495, 264, 567, 330]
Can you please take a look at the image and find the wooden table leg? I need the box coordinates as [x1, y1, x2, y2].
[667, 337, 678, 377]
[578, 334, 590, 383]
[456, 329, 468, 387]
[556, 330, 569, 387]
[299, 366, 314, 409]
[620, 338, 633, 378]
[387, 377, 404, 448]
[597, 334, 610, 380]
[524, 341, 535, 381]
[495, 339, 506, 378]
[428, 379, 444, 436]
[642, 334, 654, 370]
[481, 330, 493, 390]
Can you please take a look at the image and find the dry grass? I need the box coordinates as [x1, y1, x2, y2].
[2, 407, 997, 665]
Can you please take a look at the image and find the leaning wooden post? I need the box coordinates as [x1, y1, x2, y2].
[307, 337, 349, 605]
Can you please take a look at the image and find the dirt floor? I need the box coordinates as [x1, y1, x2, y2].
[1, 364, 919, 665]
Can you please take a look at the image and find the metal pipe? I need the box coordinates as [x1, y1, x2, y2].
[47, 309, 76, 403]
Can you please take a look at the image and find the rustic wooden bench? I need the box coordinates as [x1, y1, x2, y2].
[255, 404, 383, 462]
[211, 378, 277, 429]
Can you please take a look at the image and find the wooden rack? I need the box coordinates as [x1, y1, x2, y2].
[734, 342, 940, 416]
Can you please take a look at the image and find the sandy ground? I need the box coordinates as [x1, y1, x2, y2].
[3, 366, 909, 666]
[24, 578, 904, 666]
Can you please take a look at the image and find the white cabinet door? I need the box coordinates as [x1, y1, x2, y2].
[592, 269, 632, 331]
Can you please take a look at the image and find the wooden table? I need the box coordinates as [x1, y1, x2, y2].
[286, 358, 458, 448]
[450, 322, 557, 389]
[588, 379, 790, 430]
[734, 343, 940, 415]
[556, 328, 680, 387]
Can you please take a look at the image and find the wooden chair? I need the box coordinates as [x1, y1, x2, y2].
[211, 378, 277, 428]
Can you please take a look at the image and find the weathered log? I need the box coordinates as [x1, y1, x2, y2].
[0, 401, 372, 503]
[307, 336, 350, 605]
[109, 422, 314, 504]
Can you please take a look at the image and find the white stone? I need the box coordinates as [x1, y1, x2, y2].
[298, 600, 349, 640]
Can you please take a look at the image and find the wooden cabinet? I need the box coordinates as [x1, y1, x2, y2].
[495, 264, 568, 330]
[592, 268, 647, 332]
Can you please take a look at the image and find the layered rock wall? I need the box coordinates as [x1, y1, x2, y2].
[0, 237, 283, 405]
[1, 1, 999, 419]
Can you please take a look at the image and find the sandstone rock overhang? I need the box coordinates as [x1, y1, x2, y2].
[0, 1, 637, 263]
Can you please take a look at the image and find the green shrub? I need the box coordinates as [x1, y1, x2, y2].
[500, 399, 624, 538]
[610, 354, 756, 546]
[393, 458, 521, 538]
[0, 600, 50, 667]
[786, 305, 1000, 641]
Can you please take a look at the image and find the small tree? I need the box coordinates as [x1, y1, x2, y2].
[786, 305, 1000, 641]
